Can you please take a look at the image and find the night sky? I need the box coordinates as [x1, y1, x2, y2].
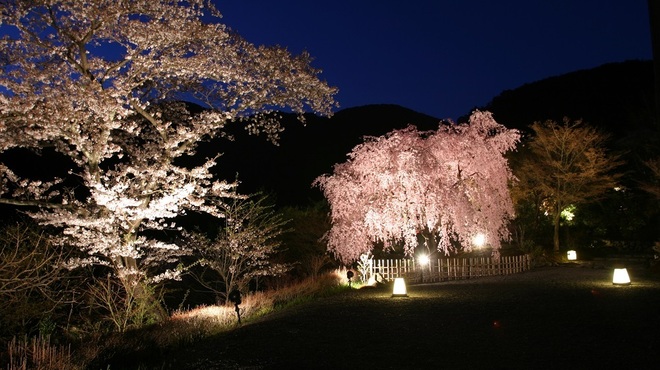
[217, 0, 652, 121]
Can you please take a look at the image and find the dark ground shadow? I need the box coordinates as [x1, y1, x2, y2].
[135, 266, 660, 369]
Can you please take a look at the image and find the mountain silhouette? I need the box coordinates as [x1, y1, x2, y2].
[212, 104, 442, 206]
[215, 60, 656, 206]
[1, 60, 655, 212]
[481, 60, 655, 138]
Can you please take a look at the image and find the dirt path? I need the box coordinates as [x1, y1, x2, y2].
[130, 266, 660, 369]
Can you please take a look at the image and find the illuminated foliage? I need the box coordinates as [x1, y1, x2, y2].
[0, 0, 336, 287]
[314, 111, 519, 263]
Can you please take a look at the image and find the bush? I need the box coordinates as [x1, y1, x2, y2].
[84, 274, 166, 333]
[0, 223, 71, 341]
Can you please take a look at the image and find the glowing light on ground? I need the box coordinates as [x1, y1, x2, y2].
[567, 250, 577, 260]
[418, 254, 430, 266]
[392, 277, 408, 297]
[612, 268, 631, 285]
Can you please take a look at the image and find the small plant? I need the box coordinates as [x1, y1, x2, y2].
[357, 252, 373, 284]
[0, 223, 70, 340]
[518, 241, 553, 267]
[306, 254, 334, 279]
[85, 273, 165, 333]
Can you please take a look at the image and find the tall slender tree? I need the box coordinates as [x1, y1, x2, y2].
[515, 118, 623, 252]
[189, 193, 290, 301]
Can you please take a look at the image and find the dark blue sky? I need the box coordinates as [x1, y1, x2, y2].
[217, 0, 652, 121]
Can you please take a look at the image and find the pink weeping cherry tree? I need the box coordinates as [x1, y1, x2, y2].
[314, 111, 520, 263]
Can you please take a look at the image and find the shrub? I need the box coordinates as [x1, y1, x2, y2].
[0, 223, 71, 341]
[85, 274, 166, 333]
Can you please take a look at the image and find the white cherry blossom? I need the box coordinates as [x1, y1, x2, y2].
[0, 0, 336, 285]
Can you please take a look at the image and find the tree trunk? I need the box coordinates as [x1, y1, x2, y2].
[114, 255, 167, 325]
[553, 212, 561, 252]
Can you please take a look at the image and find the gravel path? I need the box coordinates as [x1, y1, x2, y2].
[142, 266, 660, 369]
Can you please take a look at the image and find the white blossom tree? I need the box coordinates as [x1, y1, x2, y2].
[0, 0, 336, 290]
[314, 111, 519, 263]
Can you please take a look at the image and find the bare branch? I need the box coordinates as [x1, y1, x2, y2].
[0, 223, 67, 305]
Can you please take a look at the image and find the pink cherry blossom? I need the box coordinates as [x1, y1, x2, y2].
[314, 111, 519, 263]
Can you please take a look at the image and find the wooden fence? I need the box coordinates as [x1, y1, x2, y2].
[369, 254, 532, 283]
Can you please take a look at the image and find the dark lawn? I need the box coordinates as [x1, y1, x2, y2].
[127, 266, 660, 370]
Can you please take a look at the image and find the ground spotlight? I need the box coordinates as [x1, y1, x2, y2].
[392, 277, 408, 297]
[612, 268, 631, 285]
[567, 250, 577, 261]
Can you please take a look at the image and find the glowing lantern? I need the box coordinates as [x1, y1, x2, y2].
[567, 250, 577, 261]
[472, 233, 486, 248]
[612, 268, 631, 285]
[392, 277, 408, 297]
[418, 254, 430, 283]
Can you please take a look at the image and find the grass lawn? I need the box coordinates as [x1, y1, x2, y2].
[109, 265, 660, 370]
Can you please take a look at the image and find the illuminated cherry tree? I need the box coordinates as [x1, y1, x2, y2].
[0, 0, 336, 287]
[314, 111, 519, 263]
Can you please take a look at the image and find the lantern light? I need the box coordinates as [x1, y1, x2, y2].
[392, 277, 408, 297]
[612, 268, 631, 285]
[472, 233, 486, 248]
[418, 254, 430, 283]
[567, 250, 577, 261]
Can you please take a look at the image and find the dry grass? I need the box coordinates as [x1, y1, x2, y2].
[1, 270, 348, 370]
[85, 270, 348, 368]
[5, 336, 79, 370]
[166, 271, 345, 343]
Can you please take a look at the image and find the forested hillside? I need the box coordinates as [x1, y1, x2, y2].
[214, 60, 657, 209]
